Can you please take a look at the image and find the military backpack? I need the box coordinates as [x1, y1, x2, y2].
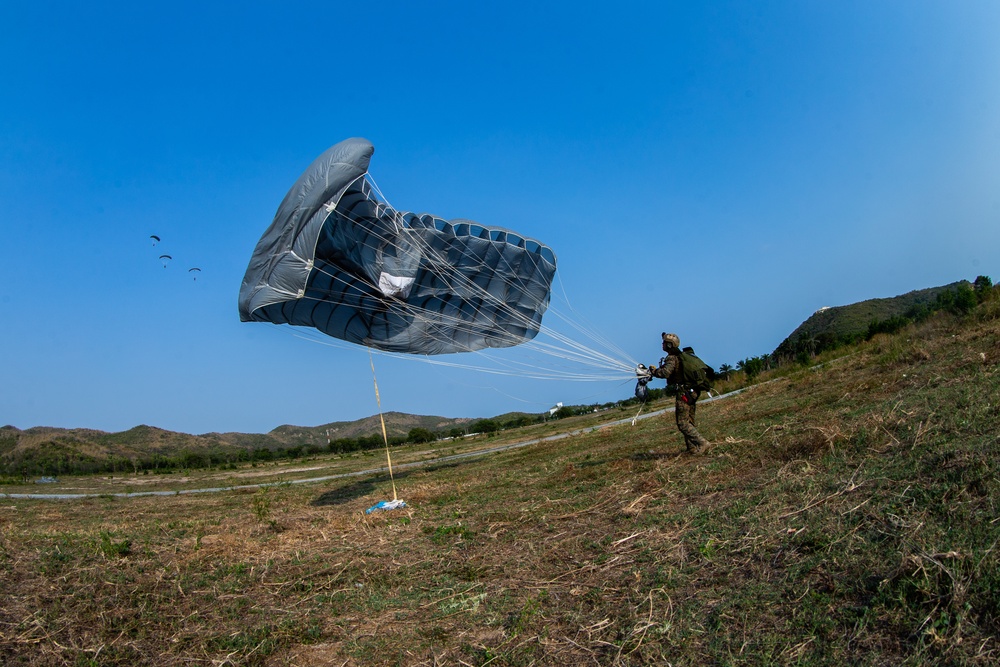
[677, 351, 714, 393]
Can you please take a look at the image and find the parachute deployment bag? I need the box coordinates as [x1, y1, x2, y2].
[635, 377, 650, 401]
[678, 351, 714, 393]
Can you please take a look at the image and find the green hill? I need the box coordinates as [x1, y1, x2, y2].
[774, 280, 968, 359]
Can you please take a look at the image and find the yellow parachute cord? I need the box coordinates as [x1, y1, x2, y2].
[368, 348, 398, 501]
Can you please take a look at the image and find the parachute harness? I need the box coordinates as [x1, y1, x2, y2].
[365, 348, 407, 514]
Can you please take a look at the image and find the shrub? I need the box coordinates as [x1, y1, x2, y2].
[408, 428, 436, 444]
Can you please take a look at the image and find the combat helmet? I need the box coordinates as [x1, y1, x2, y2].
[661, 332, 680, 349]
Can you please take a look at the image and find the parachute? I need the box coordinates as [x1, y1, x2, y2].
[150, 235, 160, 246]
[159, 254, 172, 268]
[238, 138, 557, 355]
[189, 267, 201, 281]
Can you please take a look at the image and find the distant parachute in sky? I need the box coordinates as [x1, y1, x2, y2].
[189, 267, 201, 280]
[150, 235, 161, 246]
[239, 138, 557, 355]
[159, 254, 172, 268]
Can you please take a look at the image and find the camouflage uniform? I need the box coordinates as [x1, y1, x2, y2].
[651, 352, 712, 453]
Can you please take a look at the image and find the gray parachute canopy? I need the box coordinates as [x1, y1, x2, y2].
[238, 138, 557, 355]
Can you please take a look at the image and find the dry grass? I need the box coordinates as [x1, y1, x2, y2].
[2, 312, 999, 665]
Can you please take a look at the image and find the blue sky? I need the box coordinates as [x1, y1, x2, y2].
[2, 1, 998, 435]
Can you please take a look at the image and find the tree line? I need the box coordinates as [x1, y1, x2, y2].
[1, 440, 338, 480]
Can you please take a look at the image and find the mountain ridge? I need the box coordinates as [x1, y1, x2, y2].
[0, 412, 476, 463]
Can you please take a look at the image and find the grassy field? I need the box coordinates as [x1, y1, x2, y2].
[2, 309, 998, 666]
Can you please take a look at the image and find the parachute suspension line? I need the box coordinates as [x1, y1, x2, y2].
[292, 324, 625, 381]
[305, 253, 633, 380]
[309, 174, 638, 380]
[301, 267, 628, 381]
[368, 173, 635, 375]
[368, 347, 398, 501]
[546, 271, 637, 370]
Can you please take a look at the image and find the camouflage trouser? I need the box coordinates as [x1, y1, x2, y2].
[675, 393, 711, 451]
